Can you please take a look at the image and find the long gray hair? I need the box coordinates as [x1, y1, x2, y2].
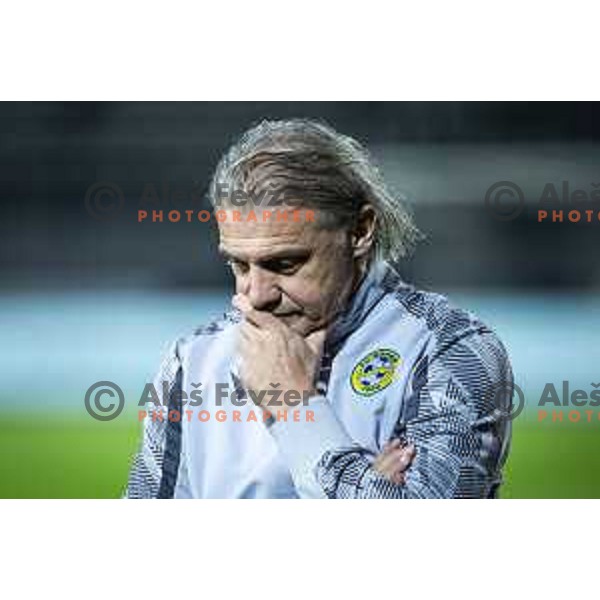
[208, 118, 421, 265]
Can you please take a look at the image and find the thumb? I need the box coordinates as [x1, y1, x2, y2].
[305, 328, 327, 356]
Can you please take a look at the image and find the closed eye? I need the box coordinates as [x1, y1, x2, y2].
[220, 248, 311, 276]
[226, 258, 249, 274]
[259, 255, 309, 275]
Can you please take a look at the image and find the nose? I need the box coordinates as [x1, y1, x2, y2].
[244, 265, 282, 312]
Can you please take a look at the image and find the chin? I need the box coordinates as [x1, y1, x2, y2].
[296, 320, 329, 338]
[280, 316, 311, 336]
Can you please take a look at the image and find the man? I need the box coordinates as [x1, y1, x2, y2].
[126, 118, 513, 499]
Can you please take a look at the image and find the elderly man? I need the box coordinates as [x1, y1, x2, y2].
[126, 119, 513, 499]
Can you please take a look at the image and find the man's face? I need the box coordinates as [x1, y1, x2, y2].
[218, 209, 359, 337]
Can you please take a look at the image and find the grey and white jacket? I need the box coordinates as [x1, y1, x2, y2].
[125, 262, 513, 499]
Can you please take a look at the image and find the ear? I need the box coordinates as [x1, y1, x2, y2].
[351, 204, 376, 259]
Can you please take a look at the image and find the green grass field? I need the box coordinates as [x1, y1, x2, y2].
[1, 411, 599, 498]
[0, 412, 140, 498]
[502, 417, 600, 498]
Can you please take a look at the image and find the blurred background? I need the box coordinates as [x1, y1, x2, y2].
[1, 101, 599, 498]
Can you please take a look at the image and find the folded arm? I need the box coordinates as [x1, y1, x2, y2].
[269, 328, 513, 499]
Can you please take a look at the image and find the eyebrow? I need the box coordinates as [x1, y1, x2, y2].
[218, 247, 311, 264]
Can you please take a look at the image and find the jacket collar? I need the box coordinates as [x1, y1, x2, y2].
[325, 260, 402, 355]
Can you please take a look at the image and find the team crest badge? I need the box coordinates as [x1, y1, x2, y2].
[350, 348, 402, 396]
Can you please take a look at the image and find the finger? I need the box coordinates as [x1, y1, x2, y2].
[305, 328, 326, 356]
[375, 452, 402, 474]
[237, 324, 263, 367]
[239, 320, 262, 340]
[375, 440, 405, 470]
[388, 438, 402, 450]
[233, 294, 282, 330]
[388, 445, 416, 473]
[379, 438, 401, 458]
[373, 452, 389, 472]
[375, 449, 388, 467]
[390, 472, 406, 486]
[374, 459, 407, 485]
[237, 327, 254, 355]
[398, 444, 416, 461]
[389, 468, 405, 485]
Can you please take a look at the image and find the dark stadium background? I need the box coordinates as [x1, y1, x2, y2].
[1, 101, 599, 497]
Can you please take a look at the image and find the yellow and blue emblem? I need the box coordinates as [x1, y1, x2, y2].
[350, 348, 402, 396]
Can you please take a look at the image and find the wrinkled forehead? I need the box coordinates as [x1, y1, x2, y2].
[218, 209, 314, 243]
[217, 209, 334, 260]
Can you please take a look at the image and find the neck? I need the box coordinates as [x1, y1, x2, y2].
[351, 256, 372, 294]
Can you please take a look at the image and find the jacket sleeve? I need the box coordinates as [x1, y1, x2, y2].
[123, 339, 191, 499]
[269, 327, 513, 499]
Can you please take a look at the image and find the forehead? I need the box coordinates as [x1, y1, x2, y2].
[217, 210, 329, 259]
